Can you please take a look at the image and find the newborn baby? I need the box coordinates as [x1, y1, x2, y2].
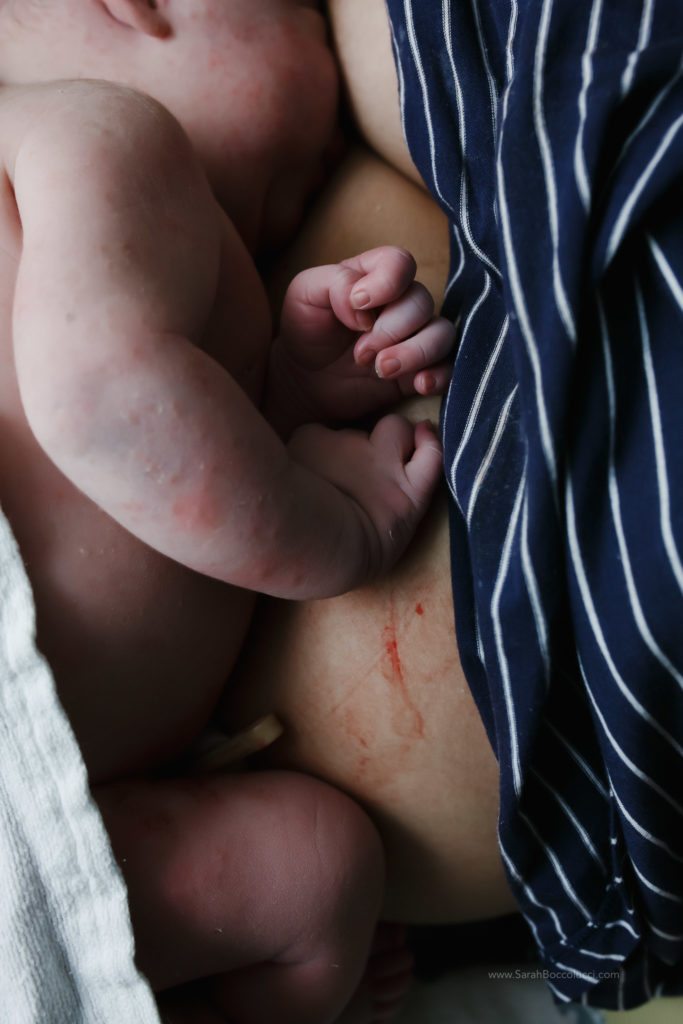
[0, 2, 453, 1021]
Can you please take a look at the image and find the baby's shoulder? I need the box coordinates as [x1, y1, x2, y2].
[0, 79, 213, 266]
[0, 79, 194, 195]
[0, 80, 132, 163]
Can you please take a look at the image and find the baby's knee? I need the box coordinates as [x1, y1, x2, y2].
[309, 775, 384, 908]
[270, 771, 385, 958]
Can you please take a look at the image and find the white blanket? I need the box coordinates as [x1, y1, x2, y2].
[0, 507, 160, 1023]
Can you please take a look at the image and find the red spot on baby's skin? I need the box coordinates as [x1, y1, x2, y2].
[171, 492, 219, 532]
[384, 628, 403, 681]
[381, 602, 425, 741]
[415, 602, 424, 616]
[172, 495, 200, 528]
[340, 706, 371, 749]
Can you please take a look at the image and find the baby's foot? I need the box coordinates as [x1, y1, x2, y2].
[157, 923, 413, 1024]
[336, 923, 414, 1024]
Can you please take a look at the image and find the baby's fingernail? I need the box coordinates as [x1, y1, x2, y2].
[377, 356, 401, 379]
[419, 372, 437, 393]
[351, 289, 371, 310]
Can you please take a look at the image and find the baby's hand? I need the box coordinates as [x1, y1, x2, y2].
[288, 414, 443, 581]
[341, 247, 455, 393]
[268, 247, 455, 435]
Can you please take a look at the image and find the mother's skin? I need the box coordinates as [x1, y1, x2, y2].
[221, 0, 517, 926]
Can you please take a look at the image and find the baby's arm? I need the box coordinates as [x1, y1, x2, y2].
[267, 246, 455, 436]
[11, 83, 441, 600]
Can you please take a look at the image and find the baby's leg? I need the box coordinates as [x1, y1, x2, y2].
[155, 924, 414, 1024]
[95, 770, 384, 1024]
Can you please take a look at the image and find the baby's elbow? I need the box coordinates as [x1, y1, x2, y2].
[21, 395, 89, 471]
[16, 351, 103, 470]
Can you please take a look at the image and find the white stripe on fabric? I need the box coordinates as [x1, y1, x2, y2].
[504, 0, 518, 83]
[474, 603, 486, 667]
[388, 16, 409, 162]
[614, 63, 683, 185]
[442, 0, 502, 277]
[521, 491, 551, 687]
[546, 722, 610, 800]
[649, 922, 683, 942]
[636, 278, 683, 595]
[621, 0, 655, 97]
[466, 386, 518, 525]
[403, 0, 455, 216]
[447, 276, 503, 504]
[598, 296, 683, 688]
[577, 947, 627, 963]
[546, 980, 574, 1003]
[520, 812, 593, 920]
[554, 961, 601, 986]
[649, 235, 683, 312]
[447, 220, 466, 290]
[574, 0, 604, 211]
[611, 786, 683, 864]
[606, 112, 683, 266]
[491, 468, 527, 796]
[472, 0, 500, 141]
[566, 478, 683, 759]
[533, 0, 577, 343]
[581, 664, 683, 816]
[630, 859, 683, 904]
[499, 836, 563, 943]
[604, 918, 640, 940]
[497, 105, 558, 494]
[531, 768, 607, 872]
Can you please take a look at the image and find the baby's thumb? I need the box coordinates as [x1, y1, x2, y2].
[404, 421, 443, 502]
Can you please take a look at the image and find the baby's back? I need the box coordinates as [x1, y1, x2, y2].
[0, 81, 259, 784]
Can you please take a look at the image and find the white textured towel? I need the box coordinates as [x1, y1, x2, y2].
[0, 506, 160, 1023]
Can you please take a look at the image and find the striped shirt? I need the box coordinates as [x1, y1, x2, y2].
[385, 0, 683, 1009]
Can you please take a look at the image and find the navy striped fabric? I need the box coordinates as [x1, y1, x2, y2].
[385, 0, 683, 1009]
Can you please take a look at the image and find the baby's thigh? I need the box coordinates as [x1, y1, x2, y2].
[95, 769, 383, 992]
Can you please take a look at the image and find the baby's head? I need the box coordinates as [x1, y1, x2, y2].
[1, 0, 338, 247]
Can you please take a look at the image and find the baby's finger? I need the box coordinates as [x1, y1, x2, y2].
[403, 420, 443, 499]
[412, 360, 453, 397]
[369, 413, 416, 463]
[345, 246, 417, 312]
[373, 316, 455, 380]
[355, 283, 435, 366]
[326, 265, 376, 333]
